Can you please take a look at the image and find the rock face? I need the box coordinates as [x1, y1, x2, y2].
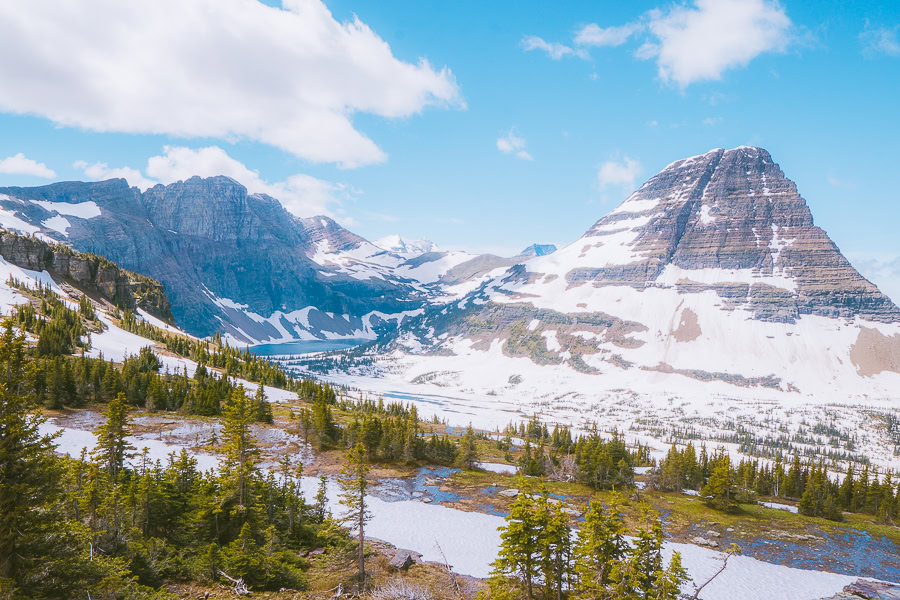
[573, 146, 898, 324]
[0, 229, 172, 320]
[0, 177, 429, 342]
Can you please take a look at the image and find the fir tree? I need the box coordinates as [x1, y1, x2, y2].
[457, 423, 479, 470]
[338, 442, 371, 594]
[92, 391, 134, 480]
[489, 481, 542, 600]
[221, 386, 260, 522]
[574, 495, 627, 594]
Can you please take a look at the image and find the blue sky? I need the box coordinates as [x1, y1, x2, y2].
[0, 0, 899, 299]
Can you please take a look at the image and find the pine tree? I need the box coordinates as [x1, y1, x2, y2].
[701, 455, 738, 512]
[489, 481, 542, 600]
[254, 385, 274, 424]
[221, 386, 260, 521]
[574, 495, 627, 594]
[457, 423, 479, 470]
[93, 391, 134, 480]
[338, 442, 371, 594]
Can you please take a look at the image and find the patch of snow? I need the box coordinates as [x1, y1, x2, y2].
[32, 200, 102, 219]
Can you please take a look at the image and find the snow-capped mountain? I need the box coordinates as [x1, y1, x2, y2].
[0, 177, 463, 344]
[378, 147, 900, 402]
[375, 234, 438, 255]
[0, 177, 529, 344]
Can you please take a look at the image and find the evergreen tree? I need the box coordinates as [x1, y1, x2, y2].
[221, 386, 260, 523]
[489, 481, 542, 600]
[254, 385, 273, 424]
[92, 391, 134, 480]
[338, 442, 371, 594]
[574, 495, 627, 594]
[701, 455, 738, 512]
[457, 423, 479, 470]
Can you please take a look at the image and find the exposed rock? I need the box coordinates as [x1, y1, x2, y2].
[518, 244, 558, 258]
[691, 536, 719, 548]
[850, 327, 900, 376]
[0, 229, 172, 321]
[389, 549, 422, 570]
[820, 579, 900, 600]
[573, 147, 899, 324]
[498, 488, 520, 498]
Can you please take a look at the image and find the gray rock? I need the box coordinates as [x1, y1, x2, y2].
[389, 550, 421, 571]
[498, 488, 520, 497]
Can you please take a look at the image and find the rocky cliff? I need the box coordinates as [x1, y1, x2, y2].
[0, 177, 430, 342]
[572, 146, 899, 324]
[0, 229, 172, 321]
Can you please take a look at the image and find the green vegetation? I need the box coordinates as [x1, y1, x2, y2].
[657, 442, 900, 521]
[484, 482, 687, 600]
[0, 319, 350, 598]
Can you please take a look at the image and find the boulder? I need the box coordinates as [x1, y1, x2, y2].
[390, 550, 422, 571]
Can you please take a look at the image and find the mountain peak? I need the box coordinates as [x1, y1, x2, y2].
[376, 235, 437, 255]
[518, 243, 557, 257]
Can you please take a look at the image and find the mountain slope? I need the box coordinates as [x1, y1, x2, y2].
[375, 147, 900, 400]
[0, 177, 474, 343]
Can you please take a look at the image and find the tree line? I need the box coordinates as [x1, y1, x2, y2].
[656, 442, 900, 521]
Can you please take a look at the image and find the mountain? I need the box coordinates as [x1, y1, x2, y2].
[375, 146, 900, 400]
[518, 243, 557, 257]
[376, 234, 438, 255]
[0, 177, 477, 344]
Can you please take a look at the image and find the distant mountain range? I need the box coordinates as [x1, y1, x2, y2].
[0, 178, 553, 343]
[1, 146, 898, 402]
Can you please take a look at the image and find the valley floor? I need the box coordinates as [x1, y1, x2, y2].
[40, 394, 900, 600]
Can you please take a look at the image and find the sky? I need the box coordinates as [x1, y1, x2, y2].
[0, 0, 898, 300]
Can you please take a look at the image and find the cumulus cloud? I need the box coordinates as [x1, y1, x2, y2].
[575, 22, 643, 47]
[597, 157, 642, 192]
[521, 35, 588, 60]
[73, 160, 157, 190]
[496, 129, 533, 161]
[0, 0, 463, 168]
[74, 146, 355, 218]
[641, 0, 791, 87]
[557, 0, 791, 88]
[860, 24, 900, 57]
[0, 153, 55, 178]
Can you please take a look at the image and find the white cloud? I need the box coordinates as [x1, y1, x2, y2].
[521, 35, 588, 60]
[702, 116, 723, 126]
[0, 0, 463, 168]
[496, 129, 534, 161]
[847, 252, 900, 306]
[0, 153, 55, 178]
[575, 22, 643, 47]
[597, 157, 642, 192]
[75, 146, 354, 218]
[641, 0, 791, 87]
[860, 25, 900, 57]
[74, 160, 157, 190]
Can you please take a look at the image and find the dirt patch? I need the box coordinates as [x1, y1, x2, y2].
[850, 327, 900, 377]
[671, 307, 702, 342]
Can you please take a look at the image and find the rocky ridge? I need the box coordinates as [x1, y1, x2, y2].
[0, 228, 172, 321]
